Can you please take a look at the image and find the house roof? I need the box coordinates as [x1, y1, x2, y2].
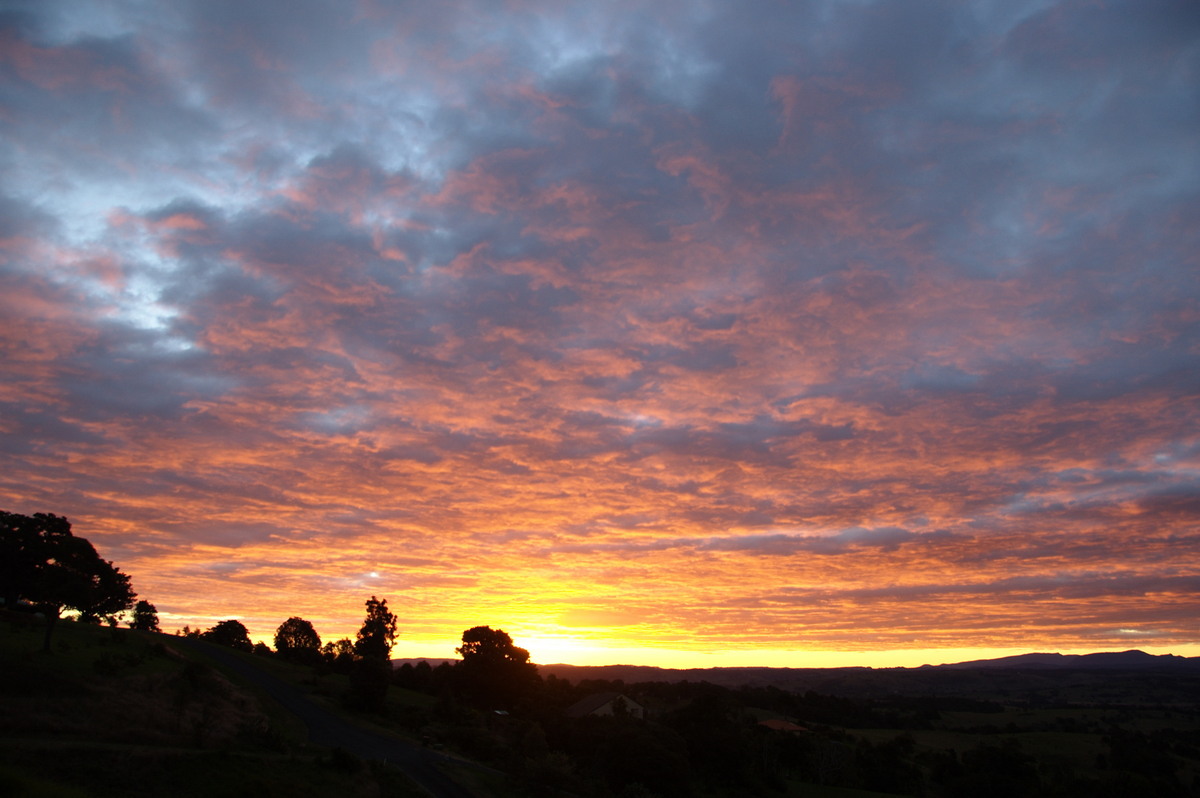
[565, 691, 641, 717]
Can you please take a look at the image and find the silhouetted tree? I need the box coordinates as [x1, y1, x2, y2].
[394, 659, 436, 692]
[129, 599, 160, 632]
[347, 597, 396, 711]
[947, 739, 1040, 798]
[347, 656, 392, 712]
[274, 616, 321, 664]
[353, 596, 397, 661]
[0, 511, 136, 650]
[558, 716, 692, 798]
[322, 637, 355, 670]
[203, 619, 253, 652]
[665, 683, 758, 789]
[73, 557, 134, 626]
[456, 625, 541, 710]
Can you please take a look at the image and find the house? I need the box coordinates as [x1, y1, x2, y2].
[758, 719, 809, 733]
[566, 691, 645, 720]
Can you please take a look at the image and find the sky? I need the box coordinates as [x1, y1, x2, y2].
[1, 0, 1198, 669]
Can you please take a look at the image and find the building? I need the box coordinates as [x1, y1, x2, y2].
[565, 691, 645, 720]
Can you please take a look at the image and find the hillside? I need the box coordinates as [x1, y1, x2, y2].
[0, 615, 439, 797]
[9, 620, 1200, 798]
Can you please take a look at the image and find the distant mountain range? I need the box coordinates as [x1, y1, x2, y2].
[931, 649, 1200, 671]
[394, 649, 1200, 686]
[395, 649, 1199, 678]
[528, 650, 1200, 690]
[394, 650, 1200, 703]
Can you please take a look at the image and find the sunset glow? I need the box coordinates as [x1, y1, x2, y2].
[2, 1, 1197, 667]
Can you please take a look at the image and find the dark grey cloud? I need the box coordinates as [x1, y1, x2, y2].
[546, 526, 955, 557]
[0, 191, 57, 241]
[1, 0, 1196, 655]
[754, 572, 1200, 606]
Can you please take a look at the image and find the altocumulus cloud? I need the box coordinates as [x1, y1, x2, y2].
[0, 0, 1197, 660]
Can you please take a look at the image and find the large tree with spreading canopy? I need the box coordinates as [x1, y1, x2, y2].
[275, 616, 322, 664]
[0, 511, 136, 650]
[455, 625, 540, 710]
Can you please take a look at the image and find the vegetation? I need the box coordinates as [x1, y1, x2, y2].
[340, 596, 397, 711]
[0, 510, 136, 650]
[275, 616, 322, 665]
[6, 507, 1200, 796]
[202, 618, 254, 651]
[0, 616, 424, 797]
[382, 664, 1200, 797]
[353, 595, 398, 661]
[455, 625, 540, 711]
[130, 599, 161, 632]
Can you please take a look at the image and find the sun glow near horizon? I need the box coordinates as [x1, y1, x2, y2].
[390, 638, 1200, 671]
[221, 613, 1200, 671]
[153, 561, 1200, 673]
[3, 0, 1198, 668]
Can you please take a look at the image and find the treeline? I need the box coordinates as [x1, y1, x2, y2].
[178, 596, 405, 711]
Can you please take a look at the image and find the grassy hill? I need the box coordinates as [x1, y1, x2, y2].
[0, 613, 425, 797]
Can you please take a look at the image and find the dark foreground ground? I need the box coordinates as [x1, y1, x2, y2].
[0, 617, 494, 797]
[4, 616, 1200, 797]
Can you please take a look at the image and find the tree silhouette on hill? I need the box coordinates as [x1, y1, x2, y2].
[129, 600, 160, 632]
[456, 625, 541, 710]
[275, 616, 322, 665]
[347, 596, 397, 711]
[0, 510, 136, 651]
[203, 619, 253, 652]
[322, 637, 355, 672]
[353, 596, 396, 661]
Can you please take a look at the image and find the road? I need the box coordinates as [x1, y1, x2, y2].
[173, 638, 483, 798]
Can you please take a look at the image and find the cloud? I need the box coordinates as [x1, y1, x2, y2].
[0, 0, 1195, 658]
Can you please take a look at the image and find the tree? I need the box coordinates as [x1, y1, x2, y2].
[203, 619, 253, 652]
[275, 616, 322, 664]
[457, 625, 531, 665]
[0, 511, 136, 651]
[129, 600, 160, 632]
[455, 625, 541, 710]
[74, 560, 135, 625]
[345, 597, 397, 711]
[353, 596, 397, 662]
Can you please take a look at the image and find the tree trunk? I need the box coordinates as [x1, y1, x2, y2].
[41, 608, 60, 652]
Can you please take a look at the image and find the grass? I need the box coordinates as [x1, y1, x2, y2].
[840, 697, 1200, 796]
[783, 781, 909, 797]
[0, 616, 427, 797]
[169, 637, 317, 745]
[0, 746, 421, 798]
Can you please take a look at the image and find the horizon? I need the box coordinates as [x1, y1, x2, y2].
[391, 643, 1200, 671]
[415, 643, 1200, 672]
[2, 1, 1197, 666]
[173, 613, 1200, 671]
